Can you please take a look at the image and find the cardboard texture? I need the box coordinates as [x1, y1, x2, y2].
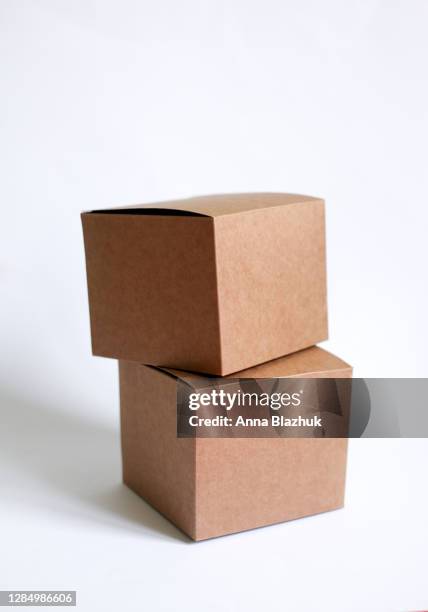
[82, 193, 328, 375]
[119, 346, 352, 541]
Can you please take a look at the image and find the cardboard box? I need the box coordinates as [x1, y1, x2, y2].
[82, 193, 328, 375]
[119, 346, 352, 541]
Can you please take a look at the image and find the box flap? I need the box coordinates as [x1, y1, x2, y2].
[155, 367, 221, 389]
[83, 193, 322, 218]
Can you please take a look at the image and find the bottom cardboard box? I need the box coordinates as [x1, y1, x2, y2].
[119, 346, 352, 541]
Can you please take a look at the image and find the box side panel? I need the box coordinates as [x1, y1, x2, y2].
[195, 438, 347, 541]
[232, 346, 351, 379]
[119, 362, 196, 539]
[82, 214, 222, 373]
[214, 200, 328, 374]
[195, 368, 351, 541]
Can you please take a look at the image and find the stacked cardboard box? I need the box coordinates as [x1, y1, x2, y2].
[82, 193, 352, 540]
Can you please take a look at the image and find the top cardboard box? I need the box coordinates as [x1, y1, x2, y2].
[81, 193, 328, 375]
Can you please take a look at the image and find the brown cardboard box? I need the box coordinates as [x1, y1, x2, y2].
[82, 193, 328, 375]
[119, 346, 352, 541]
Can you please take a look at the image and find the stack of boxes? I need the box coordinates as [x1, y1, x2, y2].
[82, 193, 352, 541]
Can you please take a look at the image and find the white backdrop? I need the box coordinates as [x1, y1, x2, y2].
[1, 2, 428, 611]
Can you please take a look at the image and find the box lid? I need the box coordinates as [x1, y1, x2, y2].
[84, 193, 322, 218]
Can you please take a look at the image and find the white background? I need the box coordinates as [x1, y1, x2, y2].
[1, 1, 428, 611]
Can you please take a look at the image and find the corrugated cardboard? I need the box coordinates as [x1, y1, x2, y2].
[119, 346, 352, 541]
[82, 193, 328, 375]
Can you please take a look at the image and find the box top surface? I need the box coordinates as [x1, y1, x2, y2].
[158, 347, 351, 388]
[84, 192, 322, 218]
